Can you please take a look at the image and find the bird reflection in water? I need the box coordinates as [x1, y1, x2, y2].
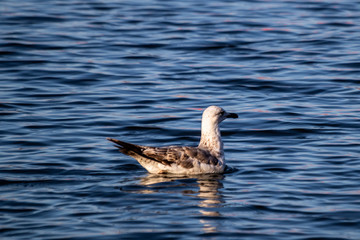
[138, 174, 225, 233]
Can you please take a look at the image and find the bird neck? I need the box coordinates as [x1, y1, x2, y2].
[198, 120, 224, 158]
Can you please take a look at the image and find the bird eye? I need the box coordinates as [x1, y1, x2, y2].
[219, 110, 225, 115]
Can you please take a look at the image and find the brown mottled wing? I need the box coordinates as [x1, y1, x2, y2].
[107, 138, 219, 168]
[143, 146, 219, 169]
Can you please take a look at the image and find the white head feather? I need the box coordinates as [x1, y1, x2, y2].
[198, 106, 238, 158]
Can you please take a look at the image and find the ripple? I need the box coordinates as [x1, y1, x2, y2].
[1, 0, 360, 239]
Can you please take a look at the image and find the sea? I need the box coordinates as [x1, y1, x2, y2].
[1, 0, 360, 239]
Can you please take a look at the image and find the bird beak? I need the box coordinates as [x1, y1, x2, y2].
[226, 112, 238, 119]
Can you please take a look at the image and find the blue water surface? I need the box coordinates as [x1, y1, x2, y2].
[1, 0, 360, 239]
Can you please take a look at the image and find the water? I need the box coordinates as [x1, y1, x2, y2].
[1, 0, 360, 239]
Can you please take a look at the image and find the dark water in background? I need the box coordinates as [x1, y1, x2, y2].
[1, 0, 360, 239]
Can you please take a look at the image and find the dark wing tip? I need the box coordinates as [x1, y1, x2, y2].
[107, 137, 124, 146]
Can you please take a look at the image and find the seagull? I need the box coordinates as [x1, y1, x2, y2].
[107, 106, 238, 175]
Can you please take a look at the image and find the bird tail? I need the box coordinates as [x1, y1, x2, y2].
[107, 137, 166, 165]
[107, 138, 144, 156]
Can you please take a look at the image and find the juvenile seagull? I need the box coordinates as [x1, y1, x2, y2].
[107, 106, 238, 175]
